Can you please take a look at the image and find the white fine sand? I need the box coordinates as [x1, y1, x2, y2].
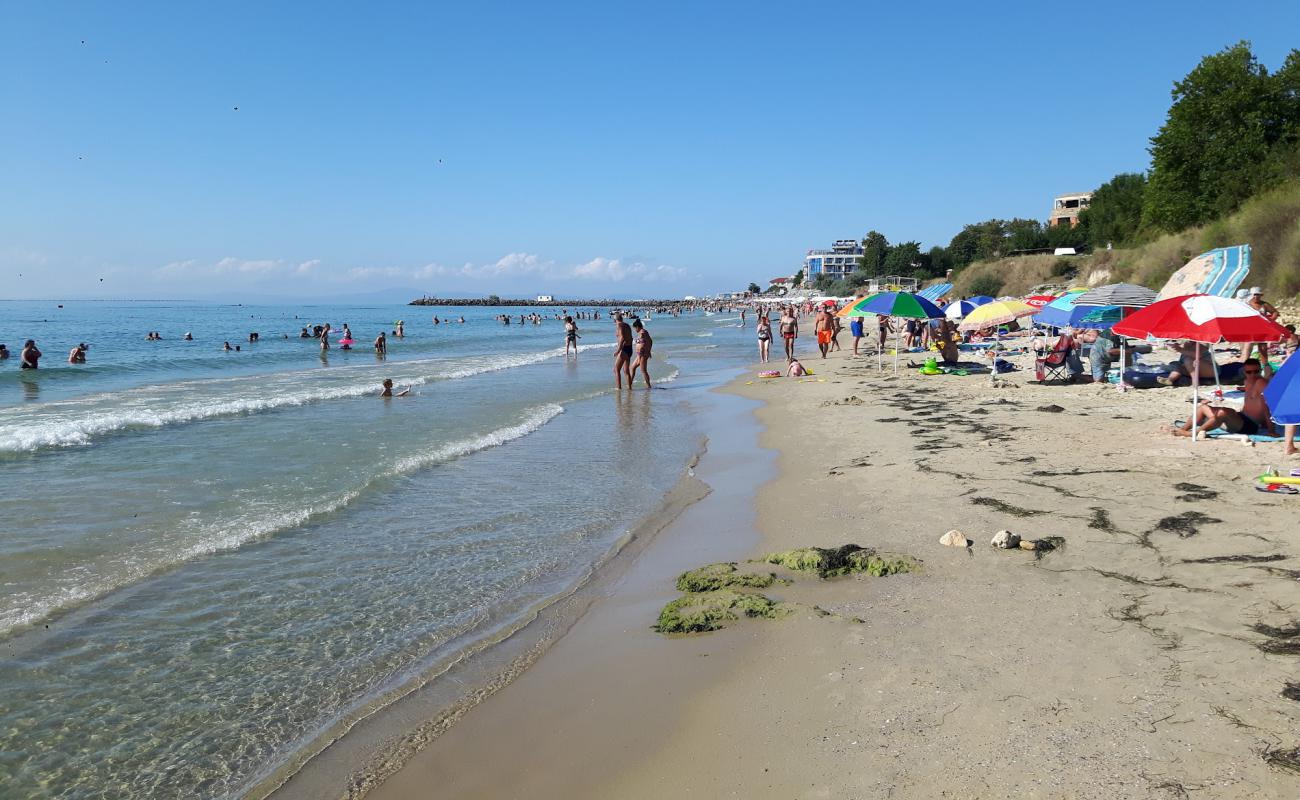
[360, 350, 1300, 800]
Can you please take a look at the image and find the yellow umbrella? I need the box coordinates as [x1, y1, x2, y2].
[956, 300, 1037, 331]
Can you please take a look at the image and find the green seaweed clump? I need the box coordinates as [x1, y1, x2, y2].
[675, 562, 777, 593]
[757, 545, 917, 579]
[653, 590, 791, 634]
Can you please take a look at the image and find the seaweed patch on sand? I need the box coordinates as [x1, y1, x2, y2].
[1152, 511, 1222, 539]
[675, 562, 780, 592]
[755, 544, 918, 579]
[970, 496, 1045, 517]
[653, 590, 793, 634]
[654, 545, 919, 635]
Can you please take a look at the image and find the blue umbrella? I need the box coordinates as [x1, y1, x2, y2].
[1031, 291, 1088, 328]
[968, 295, 995, 306]
[944, 299, 981, 320]
[1263, 351, 1300, 425]
[1076, 305, 1124, 329]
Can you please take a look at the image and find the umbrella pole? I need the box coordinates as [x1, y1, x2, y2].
[894, 324, 900, 376]
[1191, 347, 1201, 445]
[877, 316, 883, 373]
[1119, 340, 1126, 390]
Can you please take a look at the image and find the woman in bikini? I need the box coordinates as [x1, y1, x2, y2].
[630, 319, 653, 388]
[564, 315, 579, 355]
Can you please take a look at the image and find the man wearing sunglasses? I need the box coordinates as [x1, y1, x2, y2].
[1172, 358, 1276, 439]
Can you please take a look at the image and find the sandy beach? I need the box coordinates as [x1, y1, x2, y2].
[355, 348, 1300, 799]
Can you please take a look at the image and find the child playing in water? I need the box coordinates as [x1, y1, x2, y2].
[380, 379, 410, 397]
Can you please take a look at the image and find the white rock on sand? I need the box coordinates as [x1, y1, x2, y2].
[940, 530, 971, 548]
[990, 529, 1020, 549]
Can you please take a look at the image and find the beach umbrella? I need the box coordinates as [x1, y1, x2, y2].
[1113, 294, 1289, 444]
[835, 293, 879, 317]
[846, 291, 945, 374]
[967, 295, 996, 306]
[944, 299, 983, 321]
[1073, 282, 1157, 308]
[1111, 294, 1289, 343]
[956, 300, 1037, 331]
[1031, 290, 1089, 328]
[1263, 349, 1300, 426]
[1024, 294, 1057, 308]
[1074, 305, 1124, 329]
[1074, 285, 1156, 386]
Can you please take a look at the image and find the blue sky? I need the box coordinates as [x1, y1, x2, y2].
[3, 1, 1298, 300]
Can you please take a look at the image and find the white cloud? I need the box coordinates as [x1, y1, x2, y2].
[345, 253, 684, 285]
[154, 256, 321, 280]
[214, 257, 281, 274]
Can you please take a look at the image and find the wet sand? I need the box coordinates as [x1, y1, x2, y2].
[363, 352, 1300, 799]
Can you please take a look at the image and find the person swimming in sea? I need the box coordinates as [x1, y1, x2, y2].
[223, 341, 233, 351]
[380, 378, 409, 397]
[67, 343, 88, 363]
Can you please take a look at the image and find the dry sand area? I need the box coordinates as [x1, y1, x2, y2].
[369, 354, 1300, 800]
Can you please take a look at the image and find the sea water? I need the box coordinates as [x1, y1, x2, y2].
[0, 302, 754, 799]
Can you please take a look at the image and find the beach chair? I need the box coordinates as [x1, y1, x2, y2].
[1034, 335, 1075, 383]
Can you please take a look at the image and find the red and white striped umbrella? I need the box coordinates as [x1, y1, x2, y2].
[1112, 294, 1288, 344]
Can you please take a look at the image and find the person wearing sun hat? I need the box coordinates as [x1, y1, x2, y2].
[1247, 287, 1278, 321]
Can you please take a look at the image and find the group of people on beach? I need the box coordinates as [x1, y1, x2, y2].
[747, 288, 1297, 458]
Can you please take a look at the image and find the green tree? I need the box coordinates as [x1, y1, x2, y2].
[747, 282, 762, 294]
[882, 241, 923, 275]
[1046, 220, 1089, 250]
[1080, 173, 1146, 248]
[1143, 41, 1300, 231]
[1005, 218, 1048, 252]
[927, 246, 954, 277]
[948, 220, 1010, 266]
[859, 230, 890, 276]
[792, 269, 804, 287]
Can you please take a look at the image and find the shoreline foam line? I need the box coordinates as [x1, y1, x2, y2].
[0, 343, 610, 454]
[0, 403, 566, 639]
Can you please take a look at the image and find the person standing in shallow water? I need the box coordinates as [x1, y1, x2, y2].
[374, 332, 387, 355]
[613, 313, 633, 389]
[630, 319, 653, 389]
[564, 315, 579, 355]
[20, 340, 41, 369]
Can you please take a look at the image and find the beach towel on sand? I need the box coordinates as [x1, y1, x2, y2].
[1173, 421, 1287, 443]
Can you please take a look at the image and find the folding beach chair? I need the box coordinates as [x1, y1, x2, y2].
[1034, 335, 1075, 383]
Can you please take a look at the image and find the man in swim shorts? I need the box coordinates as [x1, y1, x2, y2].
[1170, 358, 1275, 438]
[779, 306, 798, 361]
[613, 312, 633, 389]
[849, 315, 864, 355]
[814, 307, 833, 358]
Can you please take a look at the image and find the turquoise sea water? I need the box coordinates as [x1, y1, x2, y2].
[0, 301, 753, 799]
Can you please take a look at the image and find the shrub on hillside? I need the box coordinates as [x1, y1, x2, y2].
[968, 274, 1004, 298]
